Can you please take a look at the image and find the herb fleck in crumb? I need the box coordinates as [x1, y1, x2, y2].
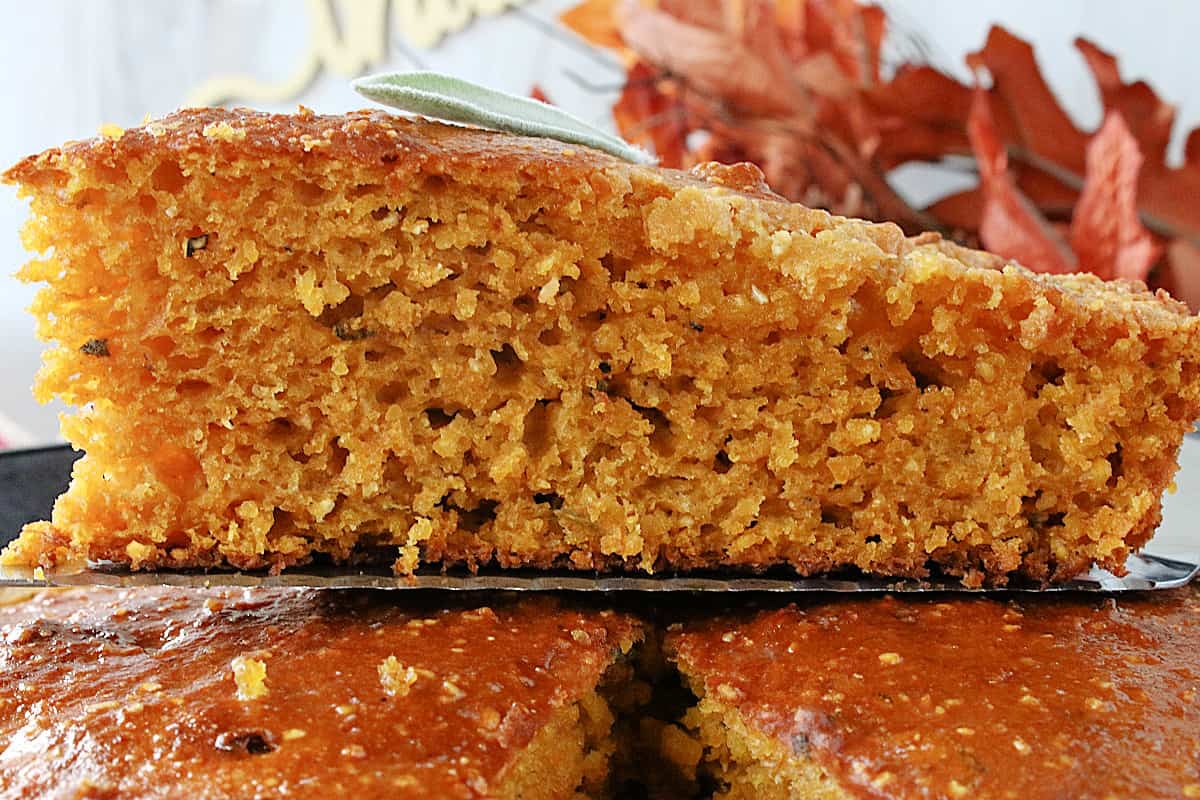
[80, 338, 110, 357]
[689, 321, 705, 332]
[184, 234, 209, 257]
[334, 320, 374, 341]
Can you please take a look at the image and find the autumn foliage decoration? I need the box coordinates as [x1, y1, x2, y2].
[560, 0, 1200, 310]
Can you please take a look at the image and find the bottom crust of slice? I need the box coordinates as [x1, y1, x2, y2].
[2, 507, 1157, 587]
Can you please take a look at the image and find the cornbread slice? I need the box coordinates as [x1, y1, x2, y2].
[0, 588, 641, 798]
[4, 108, 1199, 582]
[664, 590, 1200, 799]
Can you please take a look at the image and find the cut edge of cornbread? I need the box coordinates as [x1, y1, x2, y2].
[495, 669, 634, 799]
[4, 108, 1199, 584]
[678, 693, 848, 800]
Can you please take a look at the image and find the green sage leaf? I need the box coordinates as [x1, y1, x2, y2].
[352, 71, 656, 165]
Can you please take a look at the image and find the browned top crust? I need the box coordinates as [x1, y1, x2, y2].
[2, 107, 788, 201]
[2, 107, 690, 197]
[0, 588, 640, 798]
[6, 107, 1195, 330]
[668, 587, 1200, 799]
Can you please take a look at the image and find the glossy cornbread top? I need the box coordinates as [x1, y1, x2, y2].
[669, 587, 1200, 799]
[0, 588, 639, 798]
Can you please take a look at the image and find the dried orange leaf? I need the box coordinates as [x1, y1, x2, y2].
[615, 0, 807, 118]
[613, 62, 689, 166]
[1165, 239, 1200, 312]
[804, 0, 884, 84]
[560, 0, 625, 50]
[1186, 128, 1200, 165]
[967, 90, 1075, 274]
[654, 0, 729, 30]
[967, 26, 1088, 175]
[794, 52, 857, 99]
[1069, 112, 1160, 282]
[868, 65, 972, 167]
[1138, 159, 1200, 244]
[1075, 38, 1175, 165]
[926, 189, 983, 234]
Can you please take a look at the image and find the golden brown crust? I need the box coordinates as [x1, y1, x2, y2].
[3, 108, 720, 209]
[0, 588, 640, 798]
[668, 587, 1200, 799]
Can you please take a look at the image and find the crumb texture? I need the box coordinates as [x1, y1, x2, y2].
[0, 588, 639, 799]
[5, 108, 1200, 582]
[230, 654, 268, 700]
[668, 587, 1200, 799]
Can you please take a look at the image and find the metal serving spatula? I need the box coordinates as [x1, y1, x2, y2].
[2, 444, 1195, 592]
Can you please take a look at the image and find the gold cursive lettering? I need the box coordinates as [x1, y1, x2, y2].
[188, 0, 528, 107]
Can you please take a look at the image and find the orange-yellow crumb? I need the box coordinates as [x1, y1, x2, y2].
[379, 655, 419, 697]
[3, 108, 1198, 583]
[231, 655, 268, 700]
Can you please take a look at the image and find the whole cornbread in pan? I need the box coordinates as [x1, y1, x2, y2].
[0, 588, 641, 798]
[4, 107, 1199, 583]
[665, 586, 1200, 799]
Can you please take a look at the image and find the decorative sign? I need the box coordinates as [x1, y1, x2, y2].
[188, 0, 530, 106]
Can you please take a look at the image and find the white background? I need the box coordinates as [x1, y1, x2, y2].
[0, 0, 1194, 549]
